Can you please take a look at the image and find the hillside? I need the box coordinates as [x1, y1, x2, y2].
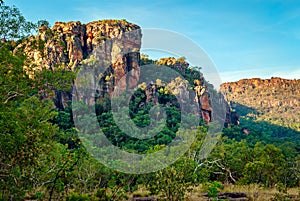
[221, 77, 300, 145]
[14, 20, 236, 127]
[1, 3, 300, 199]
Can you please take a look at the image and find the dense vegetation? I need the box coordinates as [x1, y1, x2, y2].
[221, 78, 300, 143]
[0, 2, 299, 200]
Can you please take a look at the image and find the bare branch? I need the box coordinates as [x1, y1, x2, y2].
[4, 91, 23, 104]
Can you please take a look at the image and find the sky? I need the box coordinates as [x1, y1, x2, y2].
[4, 0, 300, 83]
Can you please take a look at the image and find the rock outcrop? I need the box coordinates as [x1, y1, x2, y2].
[142, 57, 221, 124]
[17, 20, 141, 109]
[21, 20, 140, 73]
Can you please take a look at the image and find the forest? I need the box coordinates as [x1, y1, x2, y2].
[0, 2, 299, 201]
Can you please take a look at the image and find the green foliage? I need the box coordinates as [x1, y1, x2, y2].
[242, 143, 286, 187]
[205, 181, 223, 201]
[0, 3, 36, 40]
[37, 19, 50, 27]
[0, 44, 57, 199]
[94, 88, 181, 153]
[66, 192, 90, 201]
[147, 157, 198, 201]
[1, 3, 299, 200]
[34, 68, 76, 91]
[0, 19, 81, 200]
[207, 139, 253, 183]
[223, 77, 300, 146]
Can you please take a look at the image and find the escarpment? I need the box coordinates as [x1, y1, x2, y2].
[17, 20, 236, 126]
[221, 77, 300, 130]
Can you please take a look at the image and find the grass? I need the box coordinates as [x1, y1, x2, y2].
[184, 184, 300, 201]
[130, 186, 151, 198]
[128, 184, 299, 201]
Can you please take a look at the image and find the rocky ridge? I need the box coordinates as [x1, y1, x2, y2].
[221, 77, 300, 130]
[16, 20, 236, 125]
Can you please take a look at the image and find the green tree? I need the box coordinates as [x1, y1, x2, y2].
[147, 157, 198, 201]
[205, 181, 222, 201]
[0, 2, 36, 40]
[0, 15, 76, 199]
[243, 143, 285, 187]
[201, 138, 253, 183]
[0, 45, 58, 199]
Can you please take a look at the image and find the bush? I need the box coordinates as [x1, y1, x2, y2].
[66, 192, 90, 201]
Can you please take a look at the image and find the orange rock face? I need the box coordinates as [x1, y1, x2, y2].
[19, 20, 141, 109]
[18, 20, 236, 126]
[220, 77, 300, 130]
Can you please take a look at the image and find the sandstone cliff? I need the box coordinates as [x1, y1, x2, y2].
[20, 20, 140, 73]
[221, 77, 300, 130]
[16, 20, 235, 126]
[16, 20, 141, 109]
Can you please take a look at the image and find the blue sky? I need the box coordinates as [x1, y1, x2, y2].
[5, 0, 300, 83]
